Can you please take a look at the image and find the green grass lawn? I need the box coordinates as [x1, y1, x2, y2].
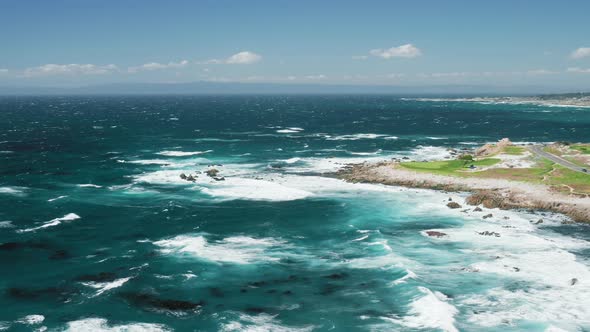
[570, 144, 590, 155]
[502, 146, 526, 155]
[399, 158, 500, 176]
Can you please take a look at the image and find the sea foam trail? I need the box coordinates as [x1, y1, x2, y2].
[19, 213, 80, 233]
[63, 318, 170, 332]
[81, 277, 132, 297]
[154, 235, 286, 264]
[0, 186, 26, 196]
[221, 313, 314, 332]
[157, 150, 212, 157]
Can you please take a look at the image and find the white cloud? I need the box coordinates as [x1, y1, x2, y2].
[570, 47, 590, 59]
[0, 68, 8, 73]
[369, 44, 422, 59]
[128, 60, 188, 73]
[526, 69, 558, 75]
[567, 67, 590, 74]
[199, 51, 262, 65]
[304, 74, 327, 80]
[23, 63, 118, 77]
[226, 51, 262, 64]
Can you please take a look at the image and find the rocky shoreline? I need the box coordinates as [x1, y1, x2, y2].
[336, 162, 590, 223]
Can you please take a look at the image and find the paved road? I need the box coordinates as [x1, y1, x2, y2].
[529, 145, 589, 173]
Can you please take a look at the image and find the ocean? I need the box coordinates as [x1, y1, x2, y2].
[1, 95, 589, 331]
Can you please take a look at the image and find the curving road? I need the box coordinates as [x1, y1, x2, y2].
[528, 145, 588, 173]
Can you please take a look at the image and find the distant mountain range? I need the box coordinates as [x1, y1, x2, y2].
[0, 81, 586, 96]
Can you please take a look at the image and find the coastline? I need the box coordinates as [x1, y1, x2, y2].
[336, 161, 590, 223]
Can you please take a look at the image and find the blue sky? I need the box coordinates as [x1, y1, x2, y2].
[1, 0, 590, 90]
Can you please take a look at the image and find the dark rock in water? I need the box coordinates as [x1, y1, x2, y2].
[75, 272, 117, 282]
[209, 287, 224, 298]
[121, 292, 204, 312]
[571, 278, 578, 286]
[0, 242, 22, 250]
[49, 250, 70, 260]
[426, 231, 448, 238]
[7, 286, 75, 301]
[483, 213, 493, 219]
[402, 156, 410, 160]
[244, 307, 267, 314]
[206, 168, 219, 177]
[179, 173, 187, 180]
[535, 219, 543, 224]
[512, 267, 520, 272]
[248, 281, 268, 287]
[447, 202, 462, 209]
[213, 176, 225, 181]
[448, 197, 453, 201]
[474, 207, 483, 212]
[324, 273, 348, 280]
[186, 175, 196, 182]
[478, 231, 500, 237]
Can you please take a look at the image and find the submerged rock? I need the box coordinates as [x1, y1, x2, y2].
[75, 272, 117, 282]
[121, 292, 204, 312]
[478, 231, 500, 237]
[483, 213, 493, 219]
[474, 207, 483, 212]
[426, 231, 448, 238]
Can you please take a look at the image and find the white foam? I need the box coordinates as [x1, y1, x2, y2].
[154, 235, 286, 264]
[48, 195, 67, 202]
[0, 186, 25, 196]
[63, 318, 170, 332]
[326, 133, 386, 141]
[276, 129, 303, 133]
[201, 177, 313, 201]
[78, 184, 102, 188]
[0, 221, 13, 228]
[19, 213, 80, 233]
[221, 313, 314, 332]
[16, 315, 44, 325]
[81, 277, 132, 297]
[157, 150, 212, 157]
[385, 286, 458, 332]
[283, 157, 301, 164]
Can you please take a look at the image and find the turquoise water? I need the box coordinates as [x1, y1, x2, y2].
[1, 96, 589, 331]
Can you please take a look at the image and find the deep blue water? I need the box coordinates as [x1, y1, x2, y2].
[1, 95, 589, 331]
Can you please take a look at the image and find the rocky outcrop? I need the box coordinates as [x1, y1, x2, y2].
[206, 168, 219, 177]
[475, 138, 512, 157]
[447, 202, 462, 209]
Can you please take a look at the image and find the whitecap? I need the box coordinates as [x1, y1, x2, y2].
[154, 234, 286, 264]
[0, 221, 13, 228]
[16, 315, 44, 325]
[19, 213, 80, 233]
[48, 195, 67, 202]
[81, 277, 132, 297]
[0, 186, 25, 196]
[157, 150, 212, 157]
[326, 133, 386, 141]
[63, 318, 170, 332]
[384, 287, 458, 332]
[77, 184, 102, 188]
